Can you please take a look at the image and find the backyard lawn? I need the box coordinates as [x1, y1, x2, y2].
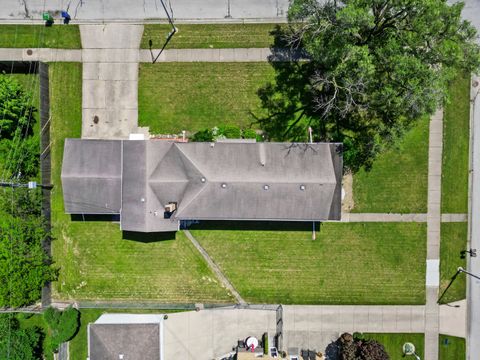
[364, 333, 424, 360]
[439, 335, 466, 360]
[49, 63, 232, 303]
[0, 25, 81, 48]
[442, 73, 470, 213]
[141, 23, 282, 49]
[352, 116, 429, 213]
[439, 223, 467, 303]
[138, 62, 274, 134]
[191, 223, 427, 304]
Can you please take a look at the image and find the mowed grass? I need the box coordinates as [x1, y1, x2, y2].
[439, 223, 467, 303]
[0, 25, 81, 48]
[191, 223, 426, 304]
[442, 73, 470, 213]
[138, 62, 274, 134]
[439, 335, 466, 360]
[49, 63, 232, 303]
[141, 23, 281, 49]
[352, 116, 429, 213]
[364, 333, 424, 360]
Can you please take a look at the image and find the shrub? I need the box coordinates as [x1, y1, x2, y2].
[242, 128, 257, 139]
[218, 124, 241, 139]
[44, 306, 80, 352]
[191, 128, 213, 142]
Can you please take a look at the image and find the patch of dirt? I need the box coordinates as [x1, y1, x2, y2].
[342, 172, 354, 213]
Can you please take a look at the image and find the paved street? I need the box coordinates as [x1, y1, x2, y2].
[0, 0, 289, 21]
[467, 74, 480, 360]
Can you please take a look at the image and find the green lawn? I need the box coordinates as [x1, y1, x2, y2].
[0, 25, 81, 48]
[439, 335, 466, 360]
[364, 333, 424, 360]
[442, 73, 470, 213]
[138, 62, 274, 134]
[191, 223, 427, 304]
[439, 223, 467, 303]
[352, 116, 429, 213]
[49, 63, 232, 303]
[141, 23, 281, 49]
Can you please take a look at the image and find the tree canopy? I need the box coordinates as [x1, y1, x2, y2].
[44, 306, 80, 352]
[0, 75, 38, 179]
[0, 313, 42, 360]
[257, 0, 480, 171]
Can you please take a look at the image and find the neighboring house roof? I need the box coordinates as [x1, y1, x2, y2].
[62, 139, 343, 232]
[88, 314, 163, 360]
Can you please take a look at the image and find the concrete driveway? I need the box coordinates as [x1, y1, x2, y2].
[164, 307, 277, 360]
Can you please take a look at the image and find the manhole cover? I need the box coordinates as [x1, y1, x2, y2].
[26, 49, 33, 55]
[93, 115, 99, 124]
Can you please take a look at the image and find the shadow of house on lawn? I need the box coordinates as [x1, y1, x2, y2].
[122, 231, 176, 243]
[187, 220, 321, 232]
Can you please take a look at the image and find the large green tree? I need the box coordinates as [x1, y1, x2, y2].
[0, 206, 57, 308]
[257, 0, 480, 171]
[0, 313, 43, 360]
[0, 75, 38, 179]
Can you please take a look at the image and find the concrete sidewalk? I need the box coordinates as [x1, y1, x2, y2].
[424, 108, 444, 360]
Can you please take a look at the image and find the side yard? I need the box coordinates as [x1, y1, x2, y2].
[352, 116, 429, 213]
[49, 63, 232, 303]
[191, 223, 427, 305]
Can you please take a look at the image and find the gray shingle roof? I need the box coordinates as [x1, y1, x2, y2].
[88, 323, 160, 360]
[62, 140, 342, 232]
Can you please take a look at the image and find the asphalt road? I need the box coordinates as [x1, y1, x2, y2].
[0, 0, 289, 21]
[468, 75, 480, 360]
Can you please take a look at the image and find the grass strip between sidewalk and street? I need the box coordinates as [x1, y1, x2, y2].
[442, 73, 470, 213]
[141, 23, 282, 49]
[439, 223, 467, 303]
[439, 335, 465, 360]
[0, 25, 81, 48]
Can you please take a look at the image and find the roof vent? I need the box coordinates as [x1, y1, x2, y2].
[210, 142, 215, 148]
[263, 185, 269, 190]
[119, 355, 124, 360]
[221, 183, 227, 188]
[300, 185, 306, 191]
[140, 197, 145, 202]
[201, 177, 206, 183]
